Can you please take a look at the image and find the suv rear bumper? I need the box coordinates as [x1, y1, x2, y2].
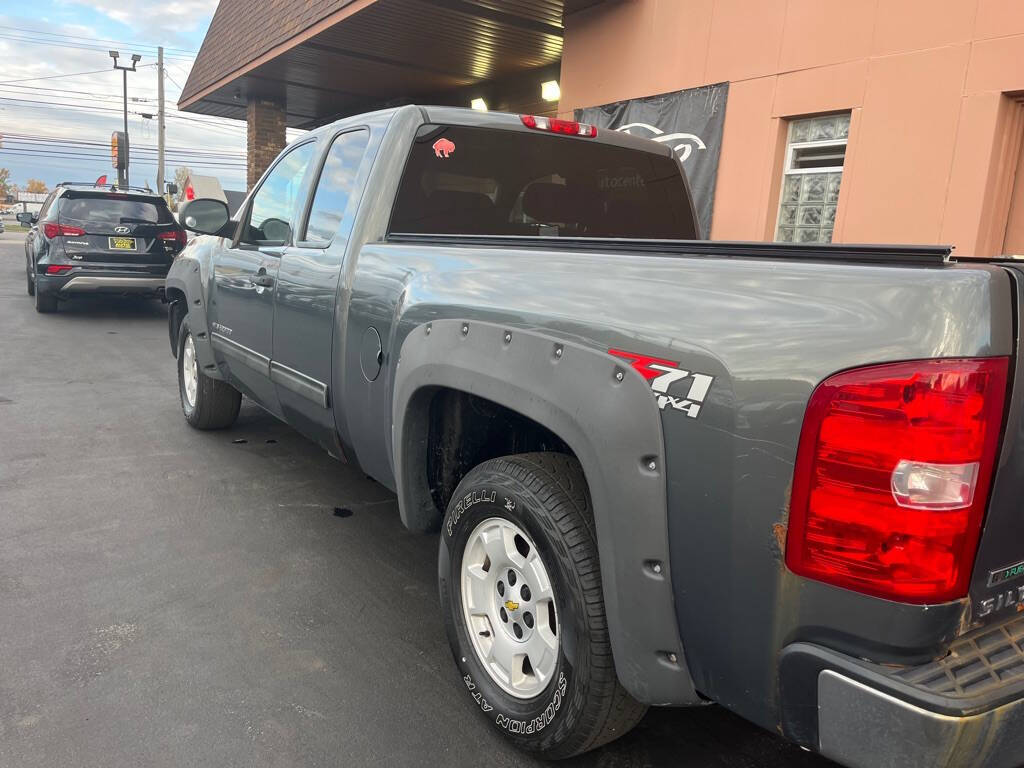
[38, 272, 166, 296]
[780, 614, 1024, 768]
[60, 275, 165, 293]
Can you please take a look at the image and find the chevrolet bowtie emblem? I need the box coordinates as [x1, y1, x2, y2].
[504, 600, 520, 613]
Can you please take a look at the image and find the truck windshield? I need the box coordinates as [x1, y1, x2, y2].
[389, 124, 697, 239]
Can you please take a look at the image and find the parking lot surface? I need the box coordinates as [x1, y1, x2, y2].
[0, 229, 833, 767]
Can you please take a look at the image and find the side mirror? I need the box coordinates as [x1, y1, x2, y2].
[16, 212, 33, 225]
[178, 198, 230, 236]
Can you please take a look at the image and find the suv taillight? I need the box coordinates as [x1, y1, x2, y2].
[786, 357, 1009, 603]
[43, 223, 85, 238]
[158, 229, 187, 248]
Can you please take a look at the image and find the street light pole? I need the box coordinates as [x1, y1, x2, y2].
[122, 68, 128, 184]
[109, 50, 141, 187]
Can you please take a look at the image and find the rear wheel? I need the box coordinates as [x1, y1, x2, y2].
[26, 260, 34, 296]
[34, 287, 57, 313]
[177, 315, 241, 429]
[438, 453, 646, 759]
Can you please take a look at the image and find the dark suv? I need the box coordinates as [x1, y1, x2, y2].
[23, 182, 186, 313]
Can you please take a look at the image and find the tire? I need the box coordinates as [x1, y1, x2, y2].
[439, 452, 646, 759]
[26, 261, 35, 296]
[34, 287, 57, 313]
[177, 315, 241, 430]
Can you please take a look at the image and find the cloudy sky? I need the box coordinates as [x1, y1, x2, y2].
[0, 0, 292, 193]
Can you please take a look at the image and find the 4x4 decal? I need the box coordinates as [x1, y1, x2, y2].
[609, 348, 713, 419]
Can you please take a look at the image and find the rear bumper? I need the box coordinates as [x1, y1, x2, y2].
[61, 276, 165, 293]
[780, 615, 1024, 768]
[38, 272, 166, 295]
[817, 669, 1023, 768]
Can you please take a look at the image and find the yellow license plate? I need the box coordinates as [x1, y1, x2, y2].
[108, 237, 136, 250]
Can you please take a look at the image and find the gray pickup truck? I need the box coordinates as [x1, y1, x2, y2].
[166, 105, 1024, 766]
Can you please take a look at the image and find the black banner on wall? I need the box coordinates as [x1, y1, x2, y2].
[576, 82, 729, 238]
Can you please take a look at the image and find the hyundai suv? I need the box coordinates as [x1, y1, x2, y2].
[23, 183, 185, 313]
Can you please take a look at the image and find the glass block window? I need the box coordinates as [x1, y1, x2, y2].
[776, 113, 850, 244]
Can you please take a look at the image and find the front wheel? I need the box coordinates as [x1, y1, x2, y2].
[438, 453, 646, 759]
[177, 316, 241, 429]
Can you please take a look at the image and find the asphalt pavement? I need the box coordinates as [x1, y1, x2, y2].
[0, 228, 835, 767]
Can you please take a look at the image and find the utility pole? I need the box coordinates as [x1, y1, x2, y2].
[157, 46, 165, 196]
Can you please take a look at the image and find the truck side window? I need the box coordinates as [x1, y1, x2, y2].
[242, 142, 316, 247]
[302, 129, 370, 245]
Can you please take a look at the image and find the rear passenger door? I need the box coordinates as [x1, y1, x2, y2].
[271, 128, 371, 449]
[210, 141, 316, 411]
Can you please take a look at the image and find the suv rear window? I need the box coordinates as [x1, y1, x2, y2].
[389, 124, 697, 239]
[59, 195, 172, 226]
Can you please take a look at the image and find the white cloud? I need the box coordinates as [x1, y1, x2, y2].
[60, 0, 217, 48]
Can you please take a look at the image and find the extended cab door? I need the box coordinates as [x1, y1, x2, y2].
[210, 141, 317, 411]
[271, 128, 372, 450]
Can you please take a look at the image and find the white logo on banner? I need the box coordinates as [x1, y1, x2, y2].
[614, 123, 707, 163]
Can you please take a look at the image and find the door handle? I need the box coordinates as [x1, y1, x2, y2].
[252, 274, 275, 288]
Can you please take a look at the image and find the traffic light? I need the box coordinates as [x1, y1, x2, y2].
[111, 131, 129, 171]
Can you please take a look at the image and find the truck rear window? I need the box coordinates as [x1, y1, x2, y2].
[389, 125, 697, 239]
[59, 196, 171, 225]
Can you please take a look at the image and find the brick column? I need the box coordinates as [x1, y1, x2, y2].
[246, 98, 286, 190]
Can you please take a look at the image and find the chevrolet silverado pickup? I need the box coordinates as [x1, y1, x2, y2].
[165, 105, 1024, 766]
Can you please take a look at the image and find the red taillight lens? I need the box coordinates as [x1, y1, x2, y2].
[43, 223, 85, 238]
[786, 357, 1009, 603]
[185, 184, 195, 201]
[46, 264, 73, 275]
[158, 229, 187, 248]
[520, 114, 597, 138]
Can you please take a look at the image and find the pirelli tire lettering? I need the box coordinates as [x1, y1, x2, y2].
[609, 348, 714, 418]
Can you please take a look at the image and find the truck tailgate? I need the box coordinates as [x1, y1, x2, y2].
[969, 264, 1024, 628]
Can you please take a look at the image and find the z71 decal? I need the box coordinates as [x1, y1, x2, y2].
[609, 348, 714, 419]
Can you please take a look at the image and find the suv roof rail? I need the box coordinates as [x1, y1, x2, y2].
[57, 181, 156, 194]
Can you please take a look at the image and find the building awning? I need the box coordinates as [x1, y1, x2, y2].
[179, 0, 610, 128]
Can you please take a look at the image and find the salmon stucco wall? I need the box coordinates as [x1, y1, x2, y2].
[559, 0, 1024, 256]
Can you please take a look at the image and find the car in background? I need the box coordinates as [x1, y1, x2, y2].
[22, 182, 186, 313]
[0, 219, 5, 234]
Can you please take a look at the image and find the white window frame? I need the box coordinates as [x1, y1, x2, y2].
[782, 138, 847, 175]
[775, 114, 850, 243]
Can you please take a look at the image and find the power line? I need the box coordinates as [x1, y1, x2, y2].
[0, 95, 248, 135]
[5, 135, 245, 158]
[0, 25, 197, 55]
[0, 67, 114, 86]
[0, 148, 247, 169]
[0, 33, 196, 63]
[164, 70, 184, 92]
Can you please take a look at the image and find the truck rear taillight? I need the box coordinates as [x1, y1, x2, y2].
[520, 114, 597, 138]
[46, 265, 73, 275]
[786, 357, 1009, 603]
[43, 223, 85, 238]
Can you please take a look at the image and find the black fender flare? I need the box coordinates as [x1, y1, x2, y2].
[392, 319, 701, 706]
[165, 254, 221, 378]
